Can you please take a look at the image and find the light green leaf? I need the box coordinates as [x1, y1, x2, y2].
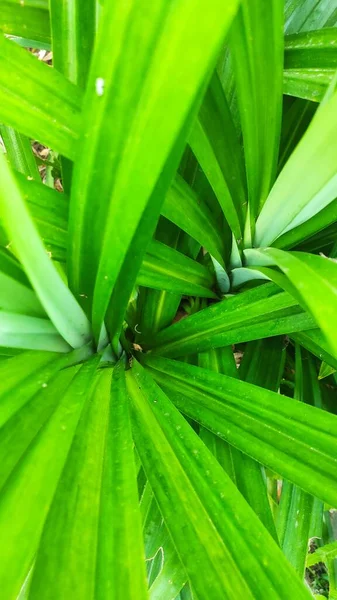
[0, 365, 78, 492]
[0, 349, 72, 428]
[0, 356, 100, 600]
[307, 540, 337, 567]
[277, 481, 314, 576]
[246, 248, 337, 357]
[0, 311, 71, 352]
[0, 152, 92, 348]
[96, 363, 148, 600]
[274, 198, 337, 250]
[255, 85, 337, 246]
[319, 361, 337, 379]
[276, 345, 323, 577]
[0, 264, 45, 318]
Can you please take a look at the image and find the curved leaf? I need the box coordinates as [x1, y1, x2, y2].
[247, 248, 337, 357]
[0, 153, 92, 348]
[255, 85, 337, 246]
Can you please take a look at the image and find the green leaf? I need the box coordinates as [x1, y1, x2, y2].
[68, 0, 239, 339]
[0, 311, 71, 352]
[0, 365, 79, 492]
[229, 0, 284, 224]
[162, 175, 226, 266]
[0, 260, 45, 317]
[49, 0, 96, 87]
[0, 349, 71, 428]
[96, 363, 148, 600]
[189, 72, 246, 239]
[127, 360, 311, 600]
[0, 152, 92, 348]
[255, 86, 337, 246]
[291, 328, 337, 371]
[0, 125, 39, 178]
[278, 97, 317, 173]
[0, 33, 81, 158]
[319, 361, 337, 379]
[277, 480, 314, 576]
[145, 282, 314, 357]
[307, 540, 337, 567]
[0, 356, 100, 600]
[29, 363, 148, 600]
[284, 28, 337, 69]
[274, 198, 337, 250]
[283, 68, 334, 102]
[246, 248, 337, 358]
[142, 355, 337, 508]
[0, 0, 50, 44]
[0, 171, 68, 261]
[239, 336, 285, 393]
[199, 346, 278, 541]
[276, 345, 323, 577]
[149, 534, 186, 600]
[285, 0, 337, 34]
[136, 217, 200, 337]
[137, 240, 216, 299]
[98, 105, 208, 350]
[143, 491, 187, 599]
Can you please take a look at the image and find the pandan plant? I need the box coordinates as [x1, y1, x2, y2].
[1, 0, 337, 598]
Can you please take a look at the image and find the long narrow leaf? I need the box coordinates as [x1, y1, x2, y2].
[68, 0, 239, 339]
[0, 153, 91, 348]
[142, 355, 337, 508]
[229, 0, 284, 225]
[49, 0, 96, 87]
[127, 361, 311, 600]
[246, 248, 337, 357]
[138, 240, 216, 298]
[0, 357, 100, 600]
[145, 282, 314, 357]
[255, 85, 337, 246]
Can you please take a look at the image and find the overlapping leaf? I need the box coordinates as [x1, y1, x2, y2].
[127, 360, 311, 600]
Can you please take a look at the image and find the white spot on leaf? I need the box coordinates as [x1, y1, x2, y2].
[95, 77, 105, 97]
